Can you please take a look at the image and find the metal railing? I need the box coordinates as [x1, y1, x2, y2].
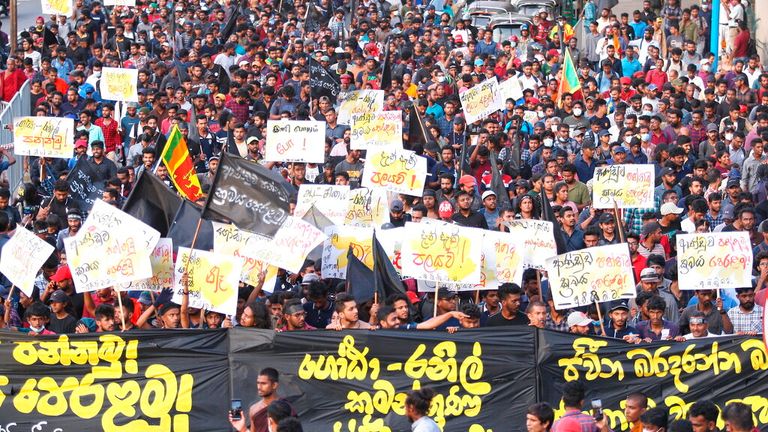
[0, 80, 31, 190]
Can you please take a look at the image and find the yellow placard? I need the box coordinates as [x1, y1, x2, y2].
[212, 223, 276, 287]
[676, 232, 753, 291]
[172, 247, 242, 316]
[545, 243, 635, 309]
[350, 111, 403, 150]
[101, 67, 139, 102]
[592, 165, 655, 209]
[401, 222, 482, 284]
[13, 116, 75, 158]
[361, 148, 428, 195]
[321, 226, 374, 279]
[337, 90, 385, 125]
[41, 0, 72, 16]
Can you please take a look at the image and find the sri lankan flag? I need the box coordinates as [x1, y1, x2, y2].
[161, 125, 203, 202]
[556, 48, 582, 108]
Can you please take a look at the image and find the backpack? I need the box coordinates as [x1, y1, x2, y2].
[747, 37, 758, 57]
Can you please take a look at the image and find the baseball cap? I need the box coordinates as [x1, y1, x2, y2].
[706, 123, 719, 132]
[459, 175, 477, 186]
[482, 190, 496, 200]
[438, 200, 454, 218]
[613, 146, 627, 154]
[609, 300, 630, 312]
[301, 273, 321, 285]
[726, 179, 741, 189]
[722, 206, 735, 220]
[391, 199, 404, 212]
[567, 311, 592, 327]
[437, 287, 457, 299]
[597, 129, 610, 137]
[50, 265, 72, 282]
[598, 213, 614, 224]
[659, 167, 675, 177]
[641, 222, 662, 237]
[640, 267, 661, 282]
[49, 289, 69, 303]
[660, 202, 684, 216]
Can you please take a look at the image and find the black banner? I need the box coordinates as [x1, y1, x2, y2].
[1, 329, 767, 432]
[537, 331, 768, 432]
[122, 171, 182, 237]
[66, 157, 104, 213]
[202, 152, 291, 238]
[309, 58, 340, 102]
[0, 330, 231, 431]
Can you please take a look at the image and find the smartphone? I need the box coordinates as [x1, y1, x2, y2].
[591, 399, 604, 421]
[230, 399, 243, 421]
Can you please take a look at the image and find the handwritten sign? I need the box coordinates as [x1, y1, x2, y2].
[419, 229, 499, 291]
[459, 77, 503, 124]
[676, 232, 753, 291]
[103, 0, 135, 5]
[0, 227, 55, 297]
[504, 220, 558, 270]
[294, 184, 350, 226]
[41, 0, 72, 16]
[592, 165, 655, 209]
[400, 222, 482, 284]
[172, 247, 242, 316]
[266, 217, 327, 273]
[344, 187, 390, 227]
[321, 226, 373, 279]
[65, 200, 160, 292]
[484, 230, 525, 286]
[350, 111, 403, 150]
[116, 238, 174, 292]
[264, 120, 326, 163]
[13, 116, 75, 158]
[212, 223, 275, 287]
[545, 243, 635, 309]
[499, 77, 524, 103]
[100, 67, 139, 102]
[375, 227, 403, 273]
[337, 90, 384, 125]
[362, 148, 428, 195]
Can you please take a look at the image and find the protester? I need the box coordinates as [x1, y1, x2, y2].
[404, 388, 441, 432]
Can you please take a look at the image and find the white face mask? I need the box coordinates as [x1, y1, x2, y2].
[725, 133, 734, 141]
[573, 108, 583, 116]
[702, 64, 710, 72]
[624, 136, 633, 144]
[642, 110, 653, 116]
[537, 110, 545, 118]
[29, 325, 45, 333]
[543, 138, 553, 147]
[437, 76, 445, 83]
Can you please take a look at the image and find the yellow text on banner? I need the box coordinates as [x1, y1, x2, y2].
[400, 222, 482, 284]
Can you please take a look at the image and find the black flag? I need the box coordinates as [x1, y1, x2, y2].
[308, 58, 340, 102]
[168, 200, 214, 253]
[122, 171, 182, 237]
[66, 158, 104, 213]
[407, 104, 428, 149]
[202, 152, 292, 238]
[373, 231, 405, 300]
[540, 189, 567, 255]
[220, 0, 242, 40]
[346, 246, 375, 304]
[301, 205, 335, 261]
[380, 37, 392, 91]
[489, 151, 511, 212]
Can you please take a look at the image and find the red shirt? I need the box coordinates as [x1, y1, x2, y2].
[0, 69, 27, 102]
[733, 29, 750, 58]
[95, 117, 121, 153]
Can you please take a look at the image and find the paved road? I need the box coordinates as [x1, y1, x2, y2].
[0, 0, 43, 44]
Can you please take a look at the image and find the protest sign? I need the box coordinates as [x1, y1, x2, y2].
[308, 58, 340, 101]
[484, 230, 525, 286]
[13, 116, 75, 158]
[401, 222, 482, 284]
[361, 147, 428, 195]
[375, 227, 403, 273]
[321, 226, 374, 279]
[172, 247, 242, 316]
[267, 217, 328, 273]
[459, 77, 503, 124]
[65, 200, 160, 292]
[67, 157, 104, 211]
[100, 67, 139, 102]
[264, 120, 326, 163]
[203, 152, 292, 238]
[504, 220, 558, 270]
[592, 165, 655, 209]
[350, 111, 403, 150]
[337, 90, 385, 125]
[212, 222, 275, 286]
[0, 227, 55, 297]
[418, 230, 499, 291]
[41, 0, 72, 16]
[499, 77, 524, 102]
[116, 238, 174, 291]
[103, 0, 135, 5]
[344, 187, 390, 227]
[676, 232, 753, 291]
[293, 184, 350, 226]
[545, 243, 635, 309]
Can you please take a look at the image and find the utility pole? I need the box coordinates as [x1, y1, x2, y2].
[10, 0, 16, 53]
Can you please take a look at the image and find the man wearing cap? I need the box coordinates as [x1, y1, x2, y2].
[566, 311, 593, 335]
[604, 301, 638, 339]
[596, 213, 619, 245]
[56, 209, 82, 251]
[653, 167, 683, 210]
[46, 289, 78, 334]
[633, 267, 680, 323]
[658, 202, 683, 239]
[479, 190, 500, 230]
[389, 199, 412, 228]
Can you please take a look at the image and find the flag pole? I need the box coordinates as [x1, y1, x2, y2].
[613, 200, 625, 243]
[433, 282, 439, 318]
[117, 292, 127, 331]
[592, 292, 607, 336]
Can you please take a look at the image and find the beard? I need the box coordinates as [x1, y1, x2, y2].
[742, 301, 755, 311]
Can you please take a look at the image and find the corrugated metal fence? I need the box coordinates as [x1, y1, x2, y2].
[0, 80, 31, 190]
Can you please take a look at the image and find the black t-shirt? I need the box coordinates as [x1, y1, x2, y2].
[486, 311, 530, 326]
[48, 314, 78, 334]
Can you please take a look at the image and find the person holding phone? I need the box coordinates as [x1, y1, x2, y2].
[550, 381, 611, 432]
[229, 367, 295, 432]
